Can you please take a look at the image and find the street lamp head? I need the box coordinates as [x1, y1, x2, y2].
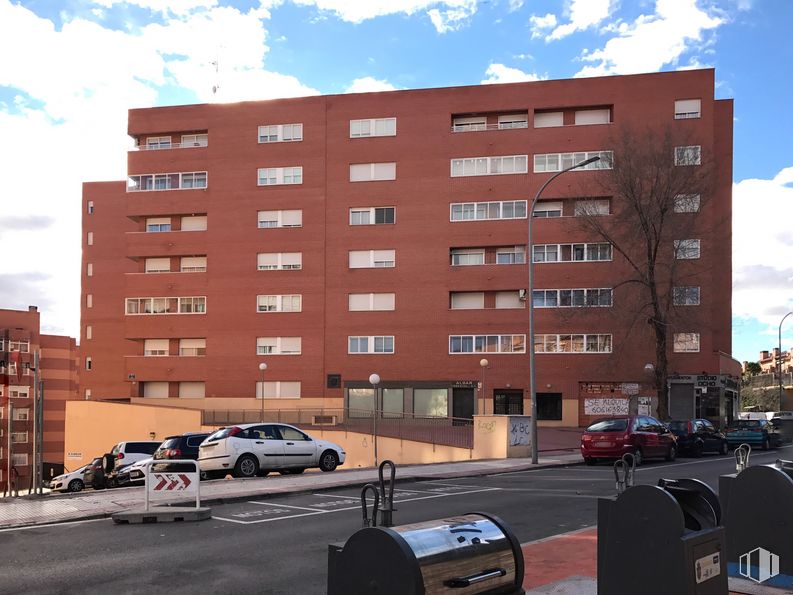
[480, 358, 489, 368]
[644, 363, 655, 374]
[369, 373, 380, 386]
[577, 155, 600, 168]
[258, 362, 268, 371]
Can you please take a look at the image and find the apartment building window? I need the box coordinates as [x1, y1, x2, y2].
[533, 201, 563, 218]
[349, 250, 395, 268]
[87, 201, 94, 214]
[673, 286, 701, 306]
[414, 388, 448, 417]
[181, 256, 207, 272]
[85, 389, 91, 400]
[451, 200, 527, 221]
[349, 293, 396, 311]
[9, 386, 30, 399]
[350, 118, 396, 138]
[451, 116, 486, 132]
[145, 258, 171, 273]
[496, 291, 524, 309]
[125, 296, 206, 315]
[180, 338, 206, 356]
[257, 294, 302, 312]
[144, 339, 169, 356]
[674, 239, 701, 260]
[179, 382, 205, 398]
[533, 288, 613, 307]
[12, 408, 29, 421]
[450, 155, 528, 177]
[450, 292, 484, 310]
[87, 294, 93, 308]
[181, 215, 207, 231]
[449, 335, 526, 354]
[258, 166, 303, 186]
[349, 336, 395, 354]
[674, 194, 701, 213]
[87, 231, 94, 245]
[258, 123, 303, 143]
[256, 337, 302, 355]
[146, 218, 171, 232]
[673, 333, 700, 352]
[534, 151, 613, 173]
[574, 109, 611, 125]
[349, 162, 396, 182]
[574, 199, 610, 216]
[7, 340, 30, 353]
[146, 136, 171, 149]
[85, 357, 92, 370]
[258, 209, 302, 228]
[127, 171, 207, 191]
[533, 243, 612, 262]
[450, 291, 526, 310]
[534, 111, 564, 128]
[350, 207, 395, 225]
[674, 99, 701, 119]
[674, 146, 701, 166]
[87, 263, 93, 277]
[256, 381, 301, 399]
[450, 248, 485, 266]
[498, 114, 529, 129]
[86, 325, 92, 340]
[143, 382, 169, 398]
[11, 432, 28, 444]
[496, 246, 526, 264]
[181, 133, 208, 147]
[534, 334, 613, 353]
[12, 454, 28, 467]
[257, 252, 302, 270]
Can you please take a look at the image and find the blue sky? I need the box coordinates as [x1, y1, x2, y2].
[0, 0, 791, 363]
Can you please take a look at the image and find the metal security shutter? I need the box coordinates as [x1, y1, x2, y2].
[372, 293, 395, 310]
[181, 216, 207, 231]
[534, 111, 563, 127]
[451, 292, 484, 309]
[178, 381, 205, 398]
[574, 109, 610, 125]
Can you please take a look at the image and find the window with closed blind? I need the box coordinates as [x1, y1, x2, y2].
[180, 256, 206, 272]
[258, 209, 302, 228]
[256, 337, 302, 355]
[179, 338, 206, 356]
[144, 339, 169, 356]
[181, 215, 207, 231]
[348, 293, 396, 311]
[349, 250, 395, 268]
[349, 162, 396, 182]
[257, 252, 302, 270]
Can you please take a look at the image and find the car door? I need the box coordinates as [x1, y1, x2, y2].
[246, 425, 285, 469]
[634, 417, 656, 456]
[276, 425, 317, 468]
[700, 420, 718, 450]
[648, 417, 668, 456]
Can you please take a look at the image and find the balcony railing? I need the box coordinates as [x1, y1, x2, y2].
[202, 407, 474, 449]
[451, 121, 528, 133]
[131, 141, 208, 151]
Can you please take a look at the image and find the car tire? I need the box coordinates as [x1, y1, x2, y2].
[692, 442, 704, 458]
[632, 448, 643, 466]
[584, 458, 597, 466]
[319, 450, 339, 472]
[234, 454, 259, 478]
[106, 477, 118, 489]
[68, 479, 84, 493]
[665, 445, 677, 462]
[719, 441, 728, 455]
[762, 438, 770, 451]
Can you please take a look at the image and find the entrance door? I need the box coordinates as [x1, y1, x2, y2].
[452, 388, 475, 422]
[494, 390, 523, 414]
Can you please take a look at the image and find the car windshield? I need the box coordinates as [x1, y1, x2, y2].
[666, 421, 689, 432]
[586, 419, 628, 432]
[732, 420, 762, 429]
[206, 427, 236, 442]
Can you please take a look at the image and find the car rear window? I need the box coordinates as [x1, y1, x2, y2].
[128, 442, 160, 454]
[158, 438, 179, 450]
[667, 421, 689, 432]
[186, 435, 209, 447]
[206, 427, 235, 442]
[586, 419, 628, 432]
[733, 420, 761, 429]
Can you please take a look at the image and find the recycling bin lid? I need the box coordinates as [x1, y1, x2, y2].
[657, 478, 720, 530]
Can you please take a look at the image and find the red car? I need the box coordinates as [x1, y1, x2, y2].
[581, 415, 677, 466]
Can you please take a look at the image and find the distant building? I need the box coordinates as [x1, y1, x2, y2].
[758, 348, 793, 375]
[0, 307, 78, 493]
[80, 68, 736, 428]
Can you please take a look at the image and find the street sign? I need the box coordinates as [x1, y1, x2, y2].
[152, 473, 194, 492]
[145, 460, 200, 511]
[622, 383, 640, 395]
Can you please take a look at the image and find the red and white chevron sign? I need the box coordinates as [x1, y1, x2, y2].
[152, 473, 194, 492]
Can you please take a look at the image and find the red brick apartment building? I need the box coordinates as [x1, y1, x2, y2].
[0, 307, 78, 493]
[80, 68, 737, 428]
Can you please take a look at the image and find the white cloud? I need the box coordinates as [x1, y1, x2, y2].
[508, 0, 524, 12]
[345, 76, 398, 93]
[546, 0, 614, 41]
[529, 12, 557, 38]
[428, 1, 477, 33]
[733, 167, 793, 328]
[575, 0, 724, 77]
[481, 63, 544, 84]
[90, 0, 223, 16]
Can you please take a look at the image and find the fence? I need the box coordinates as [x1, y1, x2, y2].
[742, 373, 793, 388]
[202, 408, 474, 450]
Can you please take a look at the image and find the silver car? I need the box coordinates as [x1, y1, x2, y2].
[198, 423, 346, 478]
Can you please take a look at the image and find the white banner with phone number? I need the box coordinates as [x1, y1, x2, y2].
[584, 398, 629, 416]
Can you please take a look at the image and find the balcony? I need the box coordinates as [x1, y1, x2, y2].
[126, 230, 207, 258]
[451, 121, 529, 133]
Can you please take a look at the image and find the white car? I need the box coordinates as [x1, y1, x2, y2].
[115, 457, 153, 487]
[49, 465, 89, 493]
[198, 423, 346, 478]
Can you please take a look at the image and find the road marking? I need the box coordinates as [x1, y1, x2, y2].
[0, 517, 107, 533]
[496, 488, 600, 498]
[312, 493, 359, 500]
[248, 501, 330, 513]
[213, 510, 325, 524]
[422, 481, 492, 488]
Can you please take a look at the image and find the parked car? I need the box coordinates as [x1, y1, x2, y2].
[49, 465, 90, 493]
[153, 432, 210, 461]
[666, 419, 729, 456]
[198, 423, 346, 478]
[725, 419, 782, 450]
[115, 457, 153, 487]
[110, 440, 162, 468]
[580, 415, 677, 466]
[83, 457, 106, 490]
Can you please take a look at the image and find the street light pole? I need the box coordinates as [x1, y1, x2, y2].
[258, 362, 267, 422]
[779, 312, 792, 410]
[479, 359, 489, 415]
[369, 373, 380, 467]
[529, 155, 601, 464]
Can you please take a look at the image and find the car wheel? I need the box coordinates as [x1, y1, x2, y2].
[584, 458, 597, 466]
[632, 448, 643, 466]
[719, 441, 728, 456]
[762, 438, 770, 451]
[234, 454, 259, 478]
[68, 479, 84, 493]
[106, 477, 118, 489]
[692, 442, 704, 458]
[665, 445, 677, 462]
[319, 450, 339, 472]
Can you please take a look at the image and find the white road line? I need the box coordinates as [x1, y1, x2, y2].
[422, 481, 492, 488]
[312, 493, 359, 500]
[212, 510, 325, 524]
[248, 501, 330, 513]
[0, 517, 108, 533]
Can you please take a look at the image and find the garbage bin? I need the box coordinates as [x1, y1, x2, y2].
[329, 512, 524, 595]
[598, 478, 727, 595]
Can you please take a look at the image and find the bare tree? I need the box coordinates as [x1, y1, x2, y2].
[574, 127, 716, 419]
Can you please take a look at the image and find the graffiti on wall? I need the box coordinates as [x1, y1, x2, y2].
[509, 417, 531, 446]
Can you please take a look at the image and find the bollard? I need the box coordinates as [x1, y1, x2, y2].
[361, 483, 380, 528]
[613, 453, 636, 494]
[378, 460, 397, 527]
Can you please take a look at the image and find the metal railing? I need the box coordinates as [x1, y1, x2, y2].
[131, 141, 208, 151]
[202, 408, 474, 449]
[451, 121, 528, 133]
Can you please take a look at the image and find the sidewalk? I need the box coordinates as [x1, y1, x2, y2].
[0, 453, 582, 530]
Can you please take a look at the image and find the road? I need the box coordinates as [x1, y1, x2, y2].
[2, 445, 791, 594]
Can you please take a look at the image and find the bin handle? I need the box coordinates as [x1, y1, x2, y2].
[444, 568, 506, 588]
[361, 483, 380, 528]
[735, 443, 751, 472]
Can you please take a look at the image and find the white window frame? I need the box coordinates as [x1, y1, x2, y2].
[146, 136, 172, 150]
[12, 453, 29, 466]
[673, 332, 701, 353]
[179, 338, 206, 356]
[258, 210, 303, 229]
[257, 252, 302, 271]
[144, 339, 170, 356]
[348, 336, 395, 354]
[350, 118, 397, 138]
[348, 293, 396, 311]
[348, 250, 396, 269]
[11, 432, 29, 444]
[127, 172, 207, 192]
[452, 116, 487, 132]
[673, 286, 701, 306]
[574, 109, 611, 126]
[9, 386, 31, 399]
[534, 334, 613, 354]
[450, 249, 485, 266]
[532, 288, 613, 308]
[146, 217, 171, 232]
[256, 294, 302, 313]
[450, 292, 485, 310]
[256, 337, 302, 355]
[87, 263, 93, 277]
[448, 335, 527, 354]
[87, 231, 94, 245]
[256, 381, 301, 399]
[181, 133, 208, 147]
[12, 408, 29, 421]
[495, 246, 526, 265]
[145, 258, 171, 273]
[533, 111, 564, 128]
[7, 340, 30, 353]
[532, 201, 563, 218]
[258, 123, 303, 143]
[497, 113, 529, 129]
[532, 243, 612, 263]
[349, 162, 397, 182]
[674, 146, 702, 166]
[125, 296, 206, 315]
[349, 207, 396, 225]
[180, 256, 207, 272]
[574, 199, 610, 216]
[534, 151, 613, 173]
[674, 99, 701, 119]
[257, 166, 303, 186]
[450, 200, 527, 221]
[180, 215, 208, 231]
[674, 194, 701, 213]
[450, 155, 528, 177]
[674, 239, 701, 260]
